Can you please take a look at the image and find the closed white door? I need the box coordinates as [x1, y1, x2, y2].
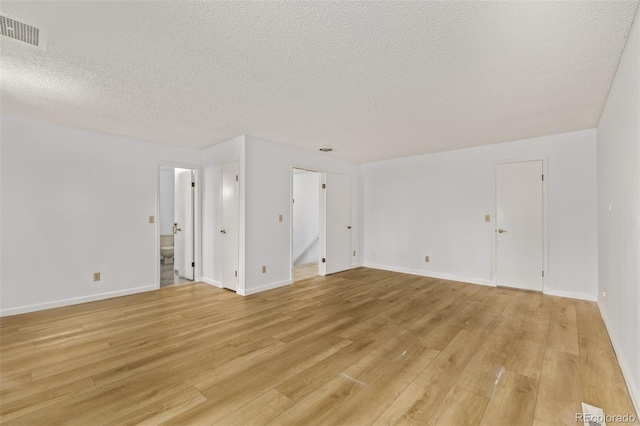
[175, 170, 194, 280]
[221, 161, 239, 291]
[496, 160, 543, 291]
[320, 173, 351, 275]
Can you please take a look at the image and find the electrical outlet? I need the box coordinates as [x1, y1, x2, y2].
[262, 265, 267, 273]
[149, 215, 154, 224]
[93, 272, 101, 281]
[278, 214, 283, 222]
[353, 250, 356, 256]
[484, 215, 490, 222]
[602, 289, 608, 300]
[425, 256, 430, 263]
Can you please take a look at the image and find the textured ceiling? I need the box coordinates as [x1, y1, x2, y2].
[1, 1, 638, 163]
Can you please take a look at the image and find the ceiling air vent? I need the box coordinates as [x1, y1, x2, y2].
[0, 14, 46, 50]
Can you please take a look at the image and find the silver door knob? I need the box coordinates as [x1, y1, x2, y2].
[498, 229, 507, 233]
[220, 229, 226, 234]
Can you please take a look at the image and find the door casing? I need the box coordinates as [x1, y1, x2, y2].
[291, 168, 321, 277]
[155, 161, 202, 288]
[221, 160, 240, 291]
[175, 169, 194, 280]
[493, 157, 548, 292]
[320, 172, 352, 276]
[289, 167, 352, 279]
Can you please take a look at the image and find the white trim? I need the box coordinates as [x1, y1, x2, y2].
[155, 161, 202, 289]
[0, 285, 156, 317]
[238, 148, 246, 297]
[363, 262, 494, 287]
[319, 172, 327, 276]
[599, 304, 640, 413]
[493, 157, 549, 292]
[201, 277, 222, 288]
[543, 289, 596, 302]
[220, 158, 242, 294]
[290, 165, 322, 282]
[364, 263, 597, 301]
[239, 279, 293, 296]
[350, 262, 363, 268]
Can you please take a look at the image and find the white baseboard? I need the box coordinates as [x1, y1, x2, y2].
[350, 262, 363, 268]
[0, 285, 157, 317]
[543, 288, 597, 302]
[201, 277, 222, 288]
[598, 304, 640, 415]
[363, 263, 598, 301]
[363, 262, 494, 287]
[239, 279, 293, 296]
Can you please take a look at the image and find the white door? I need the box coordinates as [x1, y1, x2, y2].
[320, 173, 351, 275]
[175, 170, 194, 280]
[496, 160, 543, 291]
[221, 161, 239, 291]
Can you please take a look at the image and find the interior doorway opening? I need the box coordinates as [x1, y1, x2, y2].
[159, 166, 196, 287]
[292, 168, 321, 282]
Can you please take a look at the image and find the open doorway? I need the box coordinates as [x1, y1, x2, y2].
[159, 166, 196, 287]
[292, 168, 321, 281]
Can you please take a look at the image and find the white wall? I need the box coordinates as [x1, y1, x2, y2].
[363, 129, 598, 300]
[200, 136, 245, 287]
[159, 168, 175, 235]
[0, 115, 202, 315]
[293, 171, 320, 265]
[243, 135, 361, 295]
[597, 4, 640, 411]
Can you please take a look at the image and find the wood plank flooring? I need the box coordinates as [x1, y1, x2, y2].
[292, 262, 320, 282]
[1, 268, 637, 425]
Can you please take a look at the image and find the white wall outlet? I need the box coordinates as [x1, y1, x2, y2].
[149, 215, 154, 223]
[278, 214, 283, 222]
[425, 256, 430, 263]
[602, 289, 607, 300]
[353, 250, 356, 256]
[93, 272, 101, 281]
[262, 265, 267, 273]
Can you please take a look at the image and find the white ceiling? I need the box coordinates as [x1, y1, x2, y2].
[1, 1, 638, 163]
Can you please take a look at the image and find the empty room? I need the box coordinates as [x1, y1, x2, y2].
[1, 1, 639, 425]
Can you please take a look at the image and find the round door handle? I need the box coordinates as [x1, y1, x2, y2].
[498, 229, 507, 233]
[220, 229, 226, 234]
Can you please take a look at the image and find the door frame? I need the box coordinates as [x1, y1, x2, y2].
[155, 161, 202, 289]
[221, 159, 241, 293]
[492, 156, 548, 292]
[319, 172, 352, 276]
[290, 166, 322, 282]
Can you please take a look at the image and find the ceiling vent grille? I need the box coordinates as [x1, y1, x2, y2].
[0, 14, 46, 50]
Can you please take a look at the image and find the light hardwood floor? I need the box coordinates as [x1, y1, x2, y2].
[1, 268, 637, 425]
[292, 262, 320, 282]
